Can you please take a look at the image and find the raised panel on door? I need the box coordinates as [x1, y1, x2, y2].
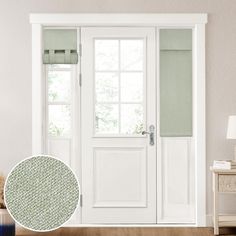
[160, 138, 195, 222]
[93, 147, 147, 208]
[81, 27, 156, 223]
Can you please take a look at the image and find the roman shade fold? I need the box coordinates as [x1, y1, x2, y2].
[43, 29, 78, 64]
[160, 29, 192, 50]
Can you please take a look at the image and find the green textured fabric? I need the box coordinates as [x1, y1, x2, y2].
[160, 29, 192, 50]
[160, 29, 192, 137]
[4, 156, 79, 231]
[43, 29, 78, 64]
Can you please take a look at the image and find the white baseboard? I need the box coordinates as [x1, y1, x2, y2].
[16, 216, 212, 233]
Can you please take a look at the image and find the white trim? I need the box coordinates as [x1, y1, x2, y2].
[194, 23, 206, 227]
[32, 24, 43, 154]
[30, 13, 207, 26]
[72, 28, 82, 224]
[155, 27, 161, 224]
[31, 13, 207, 226]
[206, 214, 213, 227]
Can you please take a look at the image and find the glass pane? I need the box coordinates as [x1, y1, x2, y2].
[95, 40, 119, 71]
[120, 72, 143, 102]
[48, 64, 72, 69]
[48, 105, 71, 137]
[160, 29, 192, 137]
[95, 104, 119, 134]
[95, 73, 119, 102]
[121, 104, 143, 134]
[120, 40, 143, 71]
[48, 71, 71, 102]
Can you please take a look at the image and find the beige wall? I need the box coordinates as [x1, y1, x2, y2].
[0, 0, 236, 219]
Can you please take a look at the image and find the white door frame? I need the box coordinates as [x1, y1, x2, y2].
[30, 13, 207, 226]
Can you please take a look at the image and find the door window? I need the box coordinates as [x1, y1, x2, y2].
[47, 65, 72, 138]
[45, 64, 75, 165]
[94, 39, 145, 135]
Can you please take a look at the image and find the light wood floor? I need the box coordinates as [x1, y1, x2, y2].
[16, 227, 236, 236]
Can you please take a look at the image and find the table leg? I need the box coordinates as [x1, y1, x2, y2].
[213, 172, 219, 235]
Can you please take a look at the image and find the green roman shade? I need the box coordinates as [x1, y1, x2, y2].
[43, 29, 78, 64]
[160, 29, 192, 137]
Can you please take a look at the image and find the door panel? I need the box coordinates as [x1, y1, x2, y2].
[93, 147, 147, 207]
[81, 27, 156, 223]
[44, 64, 80, 224]
[160, 138, 195, 222]
[157, 29, 195, 223]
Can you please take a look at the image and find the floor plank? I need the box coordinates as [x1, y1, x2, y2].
[16, 227, 236, 236]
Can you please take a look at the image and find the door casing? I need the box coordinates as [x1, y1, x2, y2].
[30, 13, 207, 226]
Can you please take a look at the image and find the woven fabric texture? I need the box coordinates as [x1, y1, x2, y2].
[4, 156, 79, 231]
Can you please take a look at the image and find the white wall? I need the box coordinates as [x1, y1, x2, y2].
[0, 0, 236, 219]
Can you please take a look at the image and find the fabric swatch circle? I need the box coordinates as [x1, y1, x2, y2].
[4, 155, 80, 231]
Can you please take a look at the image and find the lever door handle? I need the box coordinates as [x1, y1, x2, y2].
[142, 125, 155, 146]
[141, 131, 150, 135]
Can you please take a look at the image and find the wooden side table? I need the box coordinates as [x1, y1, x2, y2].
[211, 167, 236, 235]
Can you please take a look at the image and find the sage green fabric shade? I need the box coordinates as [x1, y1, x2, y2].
[160, 29, 192, 137]
[160, 29, 192, 50]
[4, 156, 80, 231]
[43, 29, 78, 64]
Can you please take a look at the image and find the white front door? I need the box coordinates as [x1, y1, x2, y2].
[81, 27, 156, 223]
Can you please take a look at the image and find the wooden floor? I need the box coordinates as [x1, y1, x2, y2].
[16, 227, 236, 236]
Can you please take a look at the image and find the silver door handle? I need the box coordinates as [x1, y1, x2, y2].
[141, 131, 150, 135]
[142, 125, 155, 146]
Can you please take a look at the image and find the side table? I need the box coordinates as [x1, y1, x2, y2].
[211, 167, 236, 235]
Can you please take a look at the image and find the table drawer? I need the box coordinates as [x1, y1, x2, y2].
[219, 175, 236, 192]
